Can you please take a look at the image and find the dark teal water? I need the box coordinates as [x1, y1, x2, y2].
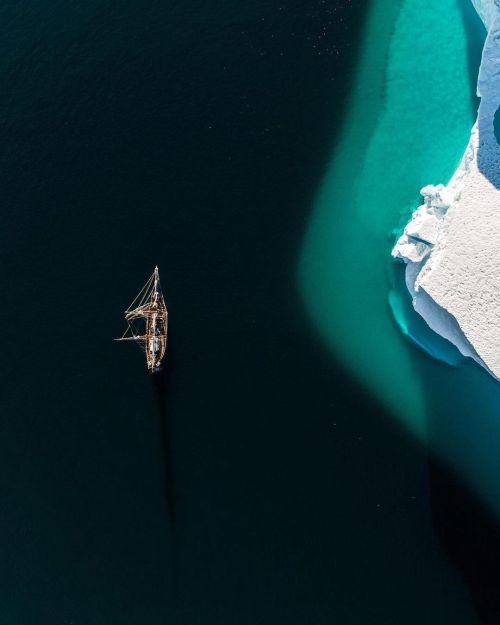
[0, 1, 490, 623]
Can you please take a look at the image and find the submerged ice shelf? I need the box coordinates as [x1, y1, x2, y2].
[392, 0, 500, 380]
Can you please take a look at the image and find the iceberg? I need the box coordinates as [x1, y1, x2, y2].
[392, 0, 500, 380]
[471, 0, 500, 28]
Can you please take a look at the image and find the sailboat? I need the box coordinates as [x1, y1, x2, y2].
[116, 266, 168, 372]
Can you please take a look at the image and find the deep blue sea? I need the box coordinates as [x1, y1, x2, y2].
[0, 1, 494, 624]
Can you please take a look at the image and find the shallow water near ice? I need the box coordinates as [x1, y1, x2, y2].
[300, 0, 500, 520]
[301, 0, 475, 438]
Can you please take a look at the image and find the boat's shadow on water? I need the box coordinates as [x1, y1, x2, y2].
[150, 342, 177, 530]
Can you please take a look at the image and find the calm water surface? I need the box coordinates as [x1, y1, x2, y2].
[0, 1, 490, 623]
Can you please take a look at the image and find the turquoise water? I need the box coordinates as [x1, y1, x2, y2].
[300, 0, 500, 523]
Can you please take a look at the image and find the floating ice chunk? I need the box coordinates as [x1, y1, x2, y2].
[420, 184, 456, 214]
[392, 234, 431, 263]
[404, 207, 440, 245]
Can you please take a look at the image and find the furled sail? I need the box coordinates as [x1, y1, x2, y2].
[116, 266, 168, 372]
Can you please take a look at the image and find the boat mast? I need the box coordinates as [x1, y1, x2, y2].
[116, 266, 168, 372]
[153, 266, 159, 304]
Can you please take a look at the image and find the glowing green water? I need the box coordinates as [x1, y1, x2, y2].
[300, 0, 479, 440]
